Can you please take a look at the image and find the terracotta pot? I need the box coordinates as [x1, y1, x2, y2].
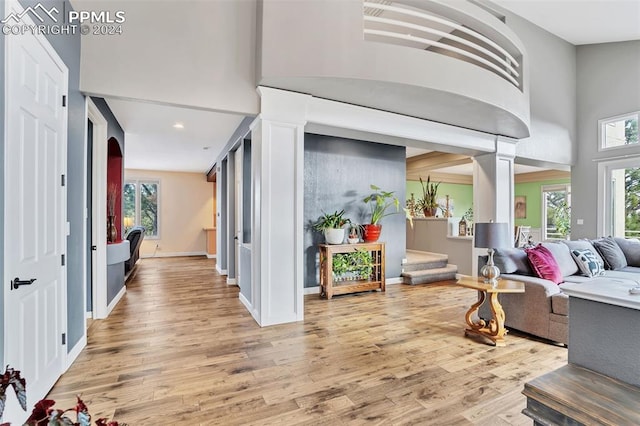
[423, 207, 438, 217]
[363, 224, 382, 242]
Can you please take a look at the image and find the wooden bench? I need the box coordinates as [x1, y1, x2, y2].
[523, 364, 640, 425]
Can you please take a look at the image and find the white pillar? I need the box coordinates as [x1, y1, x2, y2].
[250, 87, 309, 326]
[472, 137, 517, 273]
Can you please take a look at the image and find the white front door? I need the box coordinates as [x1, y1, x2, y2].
[3, 1, 68, 421]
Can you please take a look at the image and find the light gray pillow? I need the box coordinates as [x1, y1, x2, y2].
[493, 247, 533, 275]
[571, 248, 605, 277]
[562, 239, 605, 269]
[541, 242, 579, 277]
[614, 237, 640, 267]
[592, 237, 627, 270]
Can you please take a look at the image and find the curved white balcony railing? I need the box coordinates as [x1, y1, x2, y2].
[363, 1, 523, 89]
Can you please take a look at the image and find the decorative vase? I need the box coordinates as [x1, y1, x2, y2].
[324, 228, 345, 244]
[363, 224, 382, 242]
[107, 215, 118, 243]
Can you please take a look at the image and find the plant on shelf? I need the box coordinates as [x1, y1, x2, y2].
[347, 223, 361, 244]
[417, 175, 440, 217]
[331, 249, 374, 281]
[313, 210, 351, 244]
[362, 185, 410, 242]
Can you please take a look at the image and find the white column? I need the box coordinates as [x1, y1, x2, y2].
[472, 136, 517, 273]
[250, 87, 309, 326]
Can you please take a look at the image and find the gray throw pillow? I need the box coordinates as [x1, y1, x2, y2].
[562, 240, 605, 269]
[493, 247, 533, 275]
[614, 237, 640, 267]
[541, 242, 579, 277]
[592, 237, 627, 270]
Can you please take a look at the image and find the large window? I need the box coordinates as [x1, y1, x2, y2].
[542, 184, 571, 240]
[123, 180, 159, 238]
[599, 112, 639, 150]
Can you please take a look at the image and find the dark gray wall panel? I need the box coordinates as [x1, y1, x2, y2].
[304, 134, 406, 287]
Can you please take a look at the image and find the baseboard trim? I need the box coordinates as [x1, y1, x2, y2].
[304, 286, 320, 295]
[141, 251, 207, 259]
[206, 254, 217, 259]
[216, 265, 228, 275]
[227, 278, 237, 285]
[106, 285, 126, 316]
[239, 292, 260, 325]
[386, 277, 404, 285]
[66, 334, 86, 369]
[85, 311, 92, 319]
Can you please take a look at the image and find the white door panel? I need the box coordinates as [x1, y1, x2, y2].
[4, 0, 68, 422]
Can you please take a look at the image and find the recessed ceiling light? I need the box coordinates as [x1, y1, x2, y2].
[203, 146, 210, 150]
[173, 122, 184, 129]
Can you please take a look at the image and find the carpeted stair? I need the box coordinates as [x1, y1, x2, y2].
[401, 249, 458, 285]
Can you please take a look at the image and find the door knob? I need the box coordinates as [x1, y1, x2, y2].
[91, 245, 97, 251]
[11, 277, 36, 290]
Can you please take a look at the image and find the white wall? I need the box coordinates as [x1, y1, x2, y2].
[78, 0, 258, 115]
[572, 41, 640, 238]
[125, 169, 214, 257]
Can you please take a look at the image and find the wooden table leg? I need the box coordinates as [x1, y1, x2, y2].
[464, 290, 509, 347]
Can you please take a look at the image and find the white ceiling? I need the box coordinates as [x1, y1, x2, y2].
[493, 0, 640, 45]
[106, 99, 245, 173]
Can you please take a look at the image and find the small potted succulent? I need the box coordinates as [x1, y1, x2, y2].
[313, 210, 350, 244]
[347, 224, 361, 244]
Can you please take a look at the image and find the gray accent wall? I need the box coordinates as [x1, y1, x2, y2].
[304, 134, 406, 287]
[500, 10, 577, 166]
[17, 0, 85, 351]
[573, 41, 640, 238]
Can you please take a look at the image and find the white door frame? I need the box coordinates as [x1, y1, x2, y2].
[87, 98, 109, 319]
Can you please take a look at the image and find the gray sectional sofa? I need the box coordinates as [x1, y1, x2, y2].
[478, 237, 640, 345]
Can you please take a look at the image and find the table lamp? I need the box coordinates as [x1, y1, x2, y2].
[124, 217, 134, 234]
[474, 222, 510, 285]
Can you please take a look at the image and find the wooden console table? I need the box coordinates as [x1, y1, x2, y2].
[319, 242, 385, 299]
[456, 276, 524, 346]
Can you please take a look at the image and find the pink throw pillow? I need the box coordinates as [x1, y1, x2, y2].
[525, 244, 563, 284]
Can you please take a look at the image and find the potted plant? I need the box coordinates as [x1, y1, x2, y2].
[331, 249, 373, 281]
[418, 175, 440, 217]
[313, 210, 350, 244]
[347, 224, 361, 244]
[362, 185, 402, 242]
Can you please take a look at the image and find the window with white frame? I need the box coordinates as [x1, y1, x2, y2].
[542, 184, 571, 240]
[599, 112, 639, 150]
[123, 180, 159, 238]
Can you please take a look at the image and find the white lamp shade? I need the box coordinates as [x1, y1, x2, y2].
[474, 222, 511, 249]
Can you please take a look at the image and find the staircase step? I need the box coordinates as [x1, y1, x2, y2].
[404, 250, 449, 272]
[401, 264, 458, 285]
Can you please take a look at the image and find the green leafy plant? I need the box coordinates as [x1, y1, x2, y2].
[363, 185, 402, 225]
[417, 176, 440, 211]
[462, 207, 474, 222]
[331, 249, 374, 280]
[348, 223, 362, 239]
[312, 210, 350, 231]
[0, 366, 124, 426]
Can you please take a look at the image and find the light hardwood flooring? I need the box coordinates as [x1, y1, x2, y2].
[47, 256, 567, 425]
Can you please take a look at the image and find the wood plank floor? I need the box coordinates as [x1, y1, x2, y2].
[47, 256, 567, 425]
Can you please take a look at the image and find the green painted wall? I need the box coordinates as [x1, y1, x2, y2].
[514, 178, 571, 228]
[406, 181, 473, 218]
[406, 177, 571, 227]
